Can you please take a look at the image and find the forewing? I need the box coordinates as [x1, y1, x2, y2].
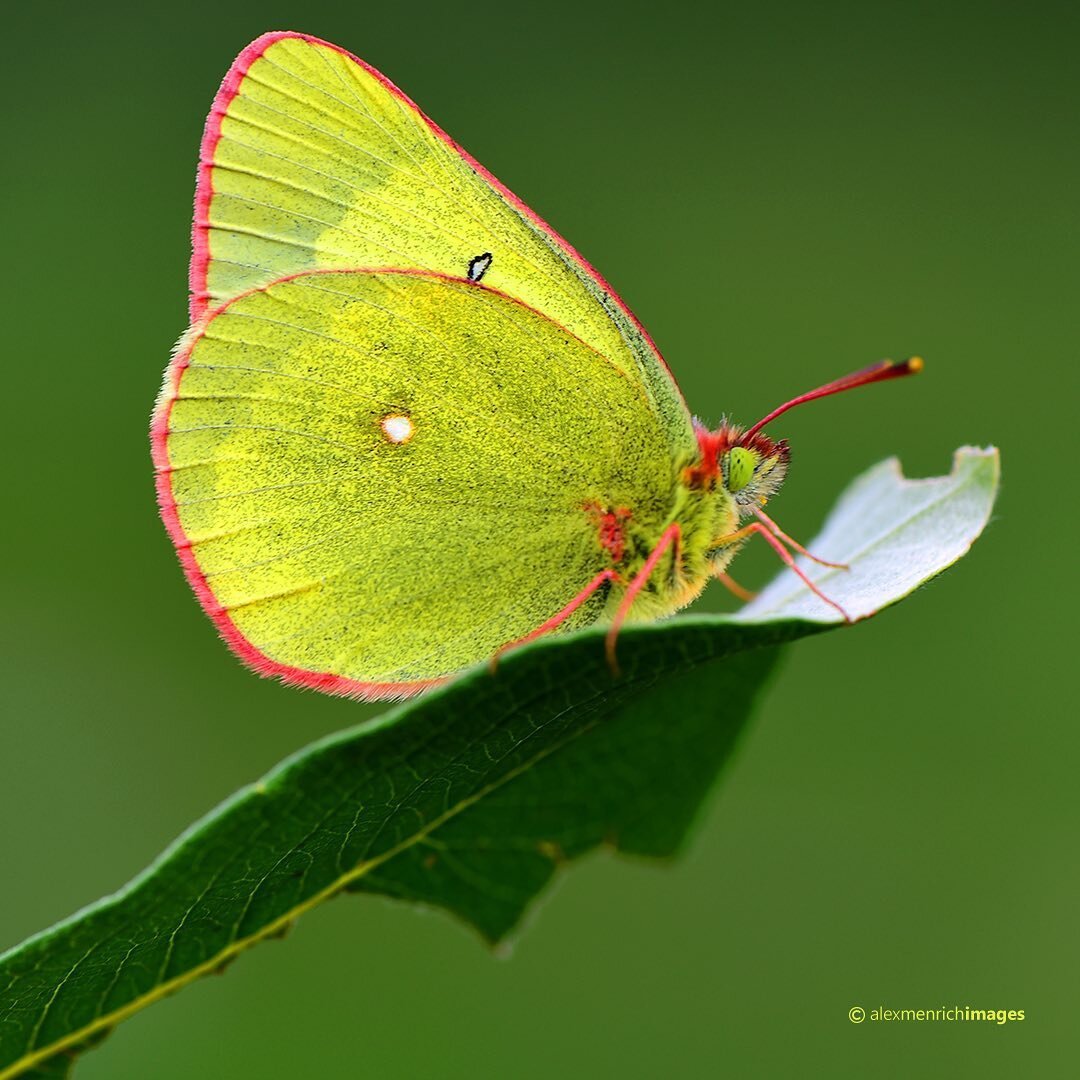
[192, 32, 693, 453]
[155, 271, 675, 697]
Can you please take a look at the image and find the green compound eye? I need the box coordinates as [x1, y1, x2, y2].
[726, 447, 757, 493]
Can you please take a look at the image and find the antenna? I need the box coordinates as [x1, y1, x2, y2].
[740, 357, 923, 444]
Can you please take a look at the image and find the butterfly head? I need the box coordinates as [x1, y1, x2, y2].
[686, 422, 790, 516]
[721, 429, 790, 512]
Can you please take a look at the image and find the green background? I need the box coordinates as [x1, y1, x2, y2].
[1, 1, 1074, 1077]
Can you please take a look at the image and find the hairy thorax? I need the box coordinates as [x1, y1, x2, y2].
[592, 472, 741, 624]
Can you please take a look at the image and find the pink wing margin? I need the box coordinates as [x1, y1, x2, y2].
[188, 30, 680, 393]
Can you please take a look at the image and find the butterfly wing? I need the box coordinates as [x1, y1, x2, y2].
[155, 270, 677, 698]
[192, 32, 694, 457]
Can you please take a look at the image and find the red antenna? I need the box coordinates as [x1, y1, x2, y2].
[740, 357, 923, 444]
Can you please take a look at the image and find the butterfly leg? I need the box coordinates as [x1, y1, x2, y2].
[605, 522, 682, 676]
[752, 505, 848, 569]
[490, 568, 618, 673]
[715, 570, 758, 603]
[717, 522, 852, 621]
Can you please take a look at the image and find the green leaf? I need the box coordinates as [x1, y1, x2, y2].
[0, 447, 998, 1079]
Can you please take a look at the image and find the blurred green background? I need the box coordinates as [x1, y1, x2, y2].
[1, 1, 1075, 1076]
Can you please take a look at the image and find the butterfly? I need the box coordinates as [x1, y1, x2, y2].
[152, 32, 920, 700]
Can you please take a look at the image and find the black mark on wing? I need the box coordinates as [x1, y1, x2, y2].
[468, 252, 493, 282]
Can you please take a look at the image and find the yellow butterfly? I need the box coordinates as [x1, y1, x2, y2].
[152, 32, 919, 699]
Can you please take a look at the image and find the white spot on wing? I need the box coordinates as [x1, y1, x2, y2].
[380, 414, 414, 444]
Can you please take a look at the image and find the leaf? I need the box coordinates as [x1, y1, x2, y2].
[738, 446, 1000, 623]
[0, 447, 998, 1079]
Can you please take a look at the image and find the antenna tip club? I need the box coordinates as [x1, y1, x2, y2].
[905, 356, 924, 374]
